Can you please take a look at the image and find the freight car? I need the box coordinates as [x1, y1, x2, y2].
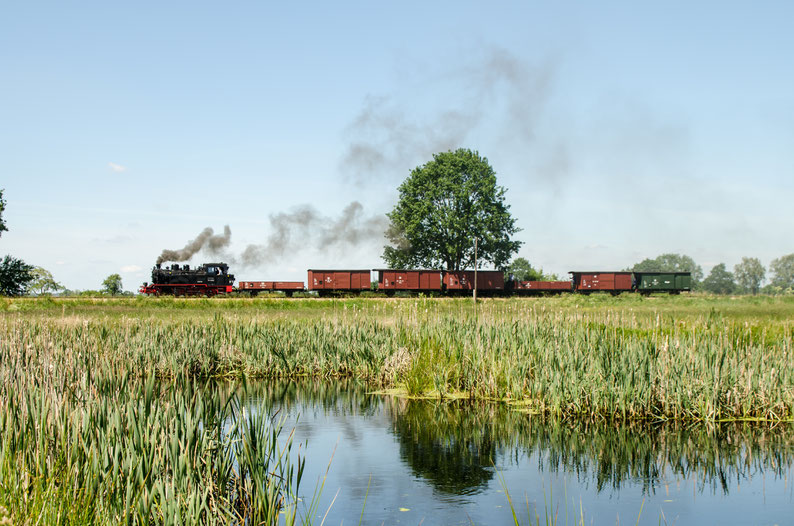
[508, 280, 572, 294]
[375, 269, 441, 296]
[139, 263, 235, 296]
[444, 270, 505, 294]
[237, 281, 304, 297]
[374, 269, 505, 296]
[569, 271, 633, 294]
[308, 269, 371, 297]
[633, 271, 692, 295]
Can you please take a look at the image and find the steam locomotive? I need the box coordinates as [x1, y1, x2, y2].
[139, 264, 691, 297]
[139, 263, 235, 296]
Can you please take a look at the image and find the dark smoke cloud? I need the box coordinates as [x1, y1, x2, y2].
[341, 47, 562, 185]
[156, 203, 385, 269]
[240, 201, 387, 267]
[157, 225, 231, 265]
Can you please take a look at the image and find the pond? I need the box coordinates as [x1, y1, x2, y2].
[243, 380, 793, 525]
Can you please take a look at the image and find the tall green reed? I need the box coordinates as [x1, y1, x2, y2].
[0, 331, 311, 525]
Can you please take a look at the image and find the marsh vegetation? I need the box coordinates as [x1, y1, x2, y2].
[1, 295, 792, 523]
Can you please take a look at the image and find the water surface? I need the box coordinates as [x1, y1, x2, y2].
[243, 380, 793, 525]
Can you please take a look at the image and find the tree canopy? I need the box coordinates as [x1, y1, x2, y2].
[506, 257, 558, 281]
[769, 254, 794, 289]
[0, 191, 35, 296]
[0, 256, 34, 296]
[0, 189, 7, 238]
[701, 263, 736, 295]
[632, 253, 704, 284]
[382, 149, 521, 270]
[30, 267, 63, 295]
[734, 257, 765, 295]
[102, 274, 123, 296]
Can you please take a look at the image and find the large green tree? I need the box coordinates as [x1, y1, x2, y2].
[382, 149, 521, 270]
[734, 257, 765, 294]
[769, 254, 794, 289]
[0, 256, 34, 296]
[632, 253, 704, 285]
[102, 274, 123, 296]
[701, 263, 736, 295]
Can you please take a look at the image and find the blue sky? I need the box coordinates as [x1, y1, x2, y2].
[2, 1, 792, 291]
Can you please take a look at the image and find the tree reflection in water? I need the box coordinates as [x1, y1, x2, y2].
[236, 379, 794, 497]
[389, 398, 498, 494]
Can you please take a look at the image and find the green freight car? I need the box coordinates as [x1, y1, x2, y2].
[633, 271, 691, 294]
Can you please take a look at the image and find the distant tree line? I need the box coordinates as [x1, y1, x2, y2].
[504, 252, 794, 296]
[699, 254, 794, 295]
[630, 253, 794, 295]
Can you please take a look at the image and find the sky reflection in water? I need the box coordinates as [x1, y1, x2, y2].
[238, 380, 793, 525]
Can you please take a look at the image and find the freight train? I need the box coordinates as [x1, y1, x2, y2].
[139, 263, 691, 297]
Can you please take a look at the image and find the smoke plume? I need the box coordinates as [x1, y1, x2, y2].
[240, 201, 387, 267]
[157, 225, 231, 265]
[155, 203, 385, 269]
[341, 47, 563, 185]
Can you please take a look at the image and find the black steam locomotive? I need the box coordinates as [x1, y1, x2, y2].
[139, 263, 235, 296]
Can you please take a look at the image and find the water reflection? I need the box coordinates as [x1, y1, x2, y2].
[238, 379, 793, 496]
[231, 379, 793, 524]
[389, 399, 497, 495]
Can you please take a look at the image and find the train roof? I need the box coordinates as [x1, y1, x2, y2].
[568, 270, 634, 274]
[307, 269, 372, 272]
[631, 270, 692, 275]
[372, 268, 442, 272]
[568, 270, 691, 274]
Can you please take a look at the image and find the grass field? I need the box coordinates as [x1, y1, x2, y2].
[3, 294, 792, 419]
[1, 294, 792, 523]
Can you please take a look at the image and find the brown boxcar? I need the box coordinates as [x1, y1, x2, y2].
[237, 281, 305, 296]
[443, 270, 505, 291]
[570, 271, 633, 292]
[375, 269, 442, 292]
[273, 281, 304, 290]
[238, 281, 274, 291]
[307, 269, 371, 292]
[515, 280, 572, 292]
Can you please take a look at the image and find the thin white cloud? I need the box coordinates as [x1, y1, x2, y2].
[121, 265, 142, 272]
[108, 162, 127, 173]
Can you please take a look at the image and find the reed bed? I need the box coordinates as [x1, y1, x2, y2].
[0, 348, 312, 524]
[3, 297, 792, 421]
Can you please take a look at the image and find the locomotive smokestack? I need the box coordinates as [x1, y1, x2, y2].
[156, 225, 232, 265]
